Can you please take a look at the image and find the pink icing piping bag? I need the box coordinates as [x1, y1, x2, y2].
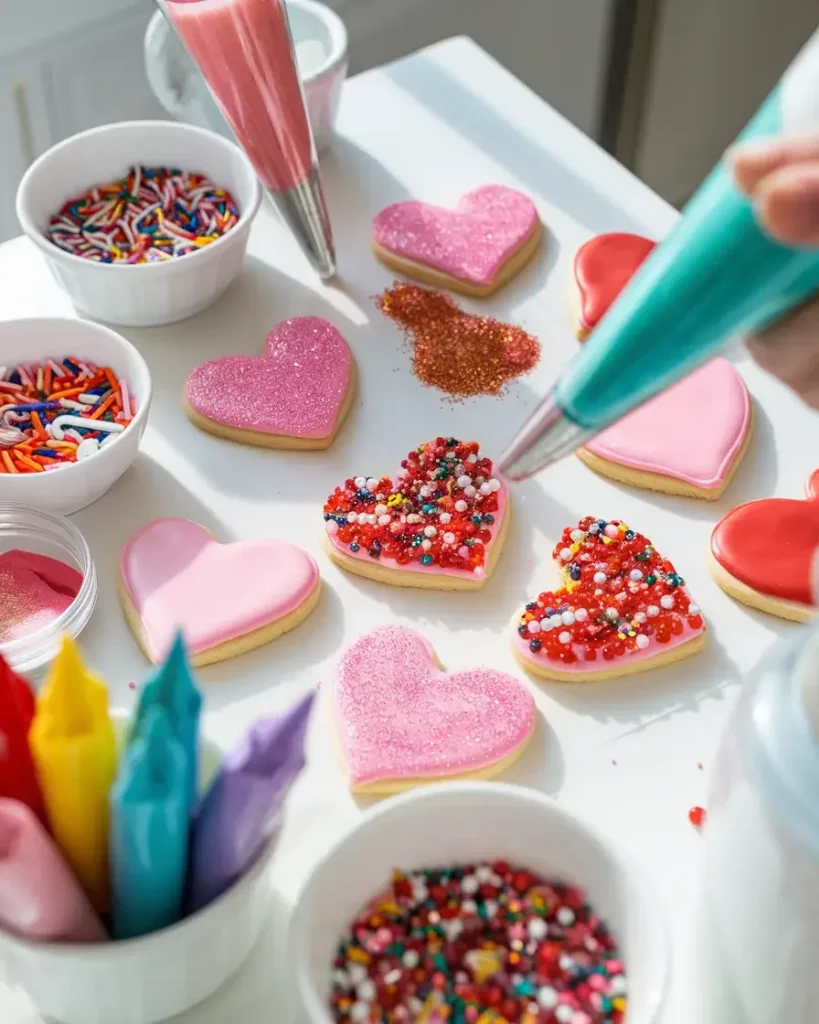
[186, 690, 315, 912]
[0, 798, 107, 942]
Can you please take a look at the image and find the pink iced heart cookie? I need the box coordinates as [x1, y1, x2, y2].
[334, 626, 536, 792]
[372, 185, 542, 297]
[578, 358, 752, 499]
[184, 316, 355, 449]
[119, 518, 320, 666]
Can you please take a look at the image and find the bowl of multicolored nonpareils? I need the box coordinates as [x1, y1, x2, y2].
[290, 782, 669, 1024]
[16, 120, 261, 327]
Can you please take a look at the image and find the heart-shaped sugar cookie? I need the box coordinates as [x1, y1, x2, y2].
[710, 472, 819, 621]
[323, 438, 509, 590]
[119, 518, 320, 666]
[372, 185, 541, 297]
[579, 358, 752, 499]
[513, 516, 706, 681]
[184, 316, 354, 449]
[334, 625, 536, 792]
[571, 232, 656, 339]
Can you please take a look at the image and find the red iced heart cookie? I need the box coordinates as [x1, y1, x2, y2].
[571, 232, 656, 339]
[372, 185, 542, 297]
[578, 358, 752, 499]
[323, 438, 509, 590]
[119, 518, 320, 666]
[184, 316, 354, 449]
[710, 472, 819, 622]
[513, 516, 706, 682]
[334, 625, 536, 792]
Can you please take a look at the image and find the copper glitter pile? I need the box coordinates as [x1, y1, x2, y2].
[378, 283, 540, 399]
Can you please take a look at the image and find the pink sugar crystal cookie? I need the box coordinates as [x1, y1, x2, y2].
[578, 358, 752, 499]
[184, 316, 355, 449]
[119, 518, 320, 666]
[372, 185, 542, 297]
[333, 625, 536, 793]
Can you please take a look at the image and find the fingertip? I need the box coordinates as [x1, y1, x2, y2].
[755, 165, 819, 246]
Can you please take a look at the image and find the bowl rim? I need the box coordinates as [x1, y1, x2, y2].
[0, 316, 152, 487]
[289, 780, 671, 1024]
[15, 120, 262, 275]
[287, 0, 349, 84]
[0, 709, 276, 960]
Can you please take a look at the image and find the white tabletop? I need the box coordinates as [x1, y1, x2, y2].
[1, 35, 816, 1024]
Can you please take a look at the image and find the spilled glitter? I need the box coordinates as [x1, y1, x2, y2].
[377, 283, 540, 399]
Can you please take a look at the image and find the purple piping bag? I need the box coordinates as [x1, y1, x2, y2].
[187, 690, 314, 912]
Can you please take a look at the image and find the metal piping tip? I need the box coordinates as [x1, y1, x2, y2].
[499, 391, 592, 481]
[266, 164, 336, 280]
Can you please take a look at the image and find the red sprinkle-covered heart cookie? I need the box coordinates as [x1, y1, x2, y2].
[323, 438, 508, 590]
[709, 472, 819, 622]
[372, 185, 542, 297]
[570, 232, 656, 340]
[513, 517, 706, 681]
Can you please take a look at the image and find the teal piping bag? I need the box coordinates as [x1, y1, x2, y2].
[130, 631, 202, 812]
[501, 28, 819, 481]
[110, 705, 189, 939]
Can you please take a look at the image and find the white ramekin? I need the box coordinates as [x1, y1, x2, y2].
[291, 781, 670, 1024]
[144, 0, 348, 155]
[15, 121, 261, 327]
[0, 714, 275, 1024]
[0, 317, 151, 514]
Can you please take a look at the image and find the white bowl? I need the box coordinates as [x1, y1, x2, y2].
[144, 0, 348, 154]
[291, 782, 669, 1024]
[0, 318, 151, 514]
[15, 120, 262, 327]
[0, 713, 275, 1024]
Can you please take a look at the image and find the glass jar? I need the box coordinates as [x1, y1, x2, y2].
[0, 503, 97, 675]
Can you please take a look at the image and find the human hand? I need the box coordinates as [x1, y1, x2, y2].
[731, 136, 819, 408]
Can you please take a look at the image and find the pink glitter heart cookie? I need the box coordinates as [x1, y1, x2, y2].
[333, 626, 536, 793]
[119, 518, 320, 666]
[372, 185, 542, 297]
[184, 316, 355, 449]
[577, 358, 752, 499]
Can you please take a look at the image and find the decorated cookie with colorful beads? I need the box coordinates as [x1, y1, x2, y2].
[513, 517, 706, 682]
[709, 471, 819, 622]
[119, 518, 321, 666]
[331, 863, 627, 1023]
[323, 438, 508, 590]
[569, 232, 656, 340]
[371, 185, 542, 297]
[333, 625, 535, 792]
[184, 316, 355, 450]
[578, 358, 752, 500]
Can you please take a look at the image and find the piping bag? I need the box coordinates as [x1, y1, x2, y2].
[111, 706, 189, 940]
[0, 653, 46, 824]
[162, 0, 336, 279]
[186, 690, 314, 912]
[0, 799, 107, 942]
[501, 28, 819, 481]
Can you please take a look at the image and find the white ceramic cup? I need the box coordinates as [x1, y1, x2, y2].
[0, 317, 151, 514]
[15, 121, 262, 327]
[291, 782, 669, 1024]
[0, 714, 276, 1024]
[144, 0, 349, 154]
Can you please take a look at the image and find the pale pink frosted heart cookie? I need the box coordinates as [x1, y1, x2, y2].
[334, 625, 536, 792]
[577, 358, 752, 499]
[184, 316, 355, 450]
[372, 185, 542, 297]
[323, 438, 509, 590]
[119, 518, 320, 666]
[513, 516, 706, 682]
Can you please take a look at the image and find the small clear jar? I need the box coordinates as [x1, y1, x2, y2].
[0, 503, 97, 675]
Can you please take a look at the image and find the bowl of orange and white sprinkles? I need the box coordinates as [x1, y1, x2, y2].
[0, 317, 151, 514]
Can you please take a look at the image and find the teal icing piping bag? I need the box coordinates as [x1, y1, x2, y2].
[501, 28, 819, 481]
[130, 631, 202, 811]
[111, 705, 189, 940]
